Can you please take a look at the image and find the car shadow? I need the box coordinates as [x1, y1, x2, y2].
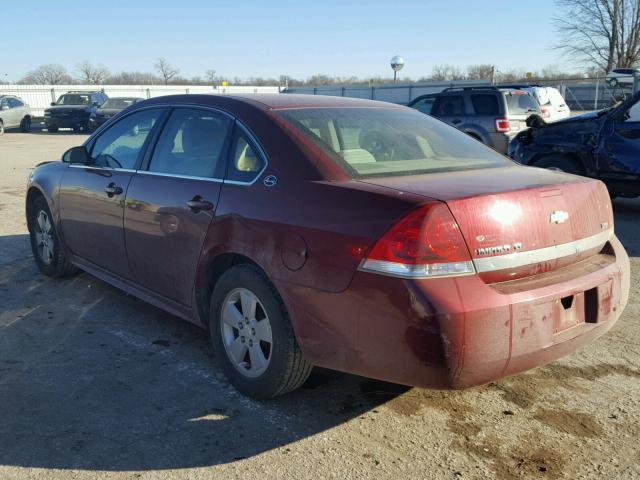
[0, 233, 407, 471]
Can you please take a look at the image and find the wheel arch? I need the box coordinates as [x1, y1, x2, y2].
[531, 151, 588, 174]
[25, 186, 47, 231]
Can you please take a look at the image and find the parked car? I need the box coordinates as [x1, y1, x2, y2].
[26, 94, 629, 399]
[498, 84, 570, 122]
[606, 68, 639, 88]
[44, 91, 109, 133]
[88, 97, 144, 131]
[407, 86, 541, 153]
[510, 91, 640, 198]
[0, 95, 32, 134]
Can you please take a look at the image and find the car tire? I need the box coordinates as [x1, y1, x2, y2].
[0, 120, 4, 135]
[28, 195, 79, 277]
[47, 125, 59, 133]
[209, 264, 312, 399]
[20, 116, 31, 133]
[534, 154, 585, 176]
[609, 78, 619, 88]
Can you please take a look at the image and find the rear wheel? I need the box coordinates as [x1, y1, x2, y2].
[209, 264, 312, 399]
[47, 125, 58, 133]
[20, 116, 31, 132]
[28, 196, 78, 277]
[0, 120, 4, 135]
[534, 154, 584, 176]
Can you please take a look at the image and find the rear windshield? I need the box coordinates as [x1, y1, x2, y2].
[275, 107, 511, 179]
[56, 94, 90, 105]
[504, 91, 540, 115]
[102, 98, 139, 109]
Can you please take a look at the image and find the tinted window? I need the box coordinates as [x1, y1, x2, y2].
[470, 94, 499, 115]
[8, 98, 23, 108]
[411, 97, 436, 114]
[148, 108, 232, 178]
[504, 92, 539, 115]
[56, 94, 91, 105]
[103, 98, 141, 109]
[432, 95, 465, 116]
[91, 109, 162, 169]
[276, 107, 509, 179]
[227, 131, 265, 183]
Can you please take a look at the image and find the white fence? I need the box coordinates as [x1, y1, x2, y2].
[0, 84, 281, 116]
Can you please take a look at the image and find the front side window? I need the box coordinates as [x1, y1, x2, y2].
[148, 108, 232, 178]
[432, 95, 465, 116]
[411, 97, 436, 115]
[227, 131, 265, 182]
[90, 109, 162, 169]
[275, 107, 510, 178]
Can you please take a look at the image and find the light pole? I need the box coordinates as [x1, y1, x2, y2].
[390, 55, 404, 84]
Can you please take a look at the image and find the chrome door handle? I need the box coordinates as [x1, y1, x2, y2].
[186, 198, 214, 213]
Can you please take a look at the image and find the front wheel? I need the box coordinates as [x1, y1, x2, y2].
[0, 121, 4, 135]
[28, 196, 78, 277]
[209, 264, 312, 399]
[47, 125, 59, 133]
[608, 78, 619, 87]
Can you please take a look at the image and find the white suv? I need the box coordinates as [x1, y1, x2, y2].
[498, 85, 570, 122]
[0, 95, 32, 134]
[606, 68, 640, 88]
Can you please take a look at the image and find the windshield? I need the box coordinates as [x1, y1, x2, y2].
[102, 98, 139, 109]
[275, 107, 511, 178]
[56, 94, 91, 106]
[504, 91, 540, 115]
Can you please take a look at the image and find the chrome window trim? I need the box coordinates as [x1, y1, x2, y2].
[472, 228, 613, 273]
[136, 170, 224, 183]
[68, 164, 137, 173]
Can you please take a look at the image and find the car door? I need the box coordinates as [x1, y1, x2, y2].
[123, 107, 234, 306]
[59, 107, 165, 278]
[430, 94, 467, 128]
[1, 97, 18, 128]
[597, 100, 640, 176]
[8, 98, 25, 127]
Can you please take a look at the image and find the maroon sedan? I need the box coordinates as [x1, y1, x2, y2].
[26, 94, 630, 399]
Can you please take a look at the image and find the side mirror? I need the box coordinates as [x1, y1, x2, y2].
[62, 146, 90, 164]
[50, 102, 56, 106]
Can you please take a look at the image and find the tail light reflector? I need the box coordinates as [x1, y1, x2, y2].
[360, 203, 475, 278]
[495, 118, 511, 133]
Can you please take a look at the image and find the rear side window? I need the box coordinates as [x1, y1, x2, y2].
[148, 108, 232, 178]
[504, 92, 539, 115]
[470, 94, 499, 115]
[227, 130, 266, 183]
[432, 95, 465, 116]
[411, 97, 436, 114]
[91, 109, 162, 169]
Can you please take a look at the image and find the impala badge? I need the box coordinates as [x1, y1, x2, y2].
[550, 210, 569, 224]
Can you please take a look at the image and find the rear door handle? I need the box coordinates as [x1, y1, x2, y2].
[187, 198, 214, 213]
[105, 183, 123, 196]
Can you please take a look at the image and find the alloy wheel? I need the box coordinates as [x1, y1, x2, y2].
[35, 210, 54, 265]
[220, 287, 273, 378]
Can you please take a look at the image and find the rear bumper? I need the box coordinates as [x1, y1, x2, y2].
[279, 235, 629, 388]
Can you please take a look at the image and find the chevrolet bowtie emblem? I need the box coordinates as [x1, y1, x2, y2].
[550, 210, 569, 224]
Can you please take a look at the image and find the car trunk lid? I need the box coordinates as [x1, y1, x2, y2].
[359, 166, 613, 283]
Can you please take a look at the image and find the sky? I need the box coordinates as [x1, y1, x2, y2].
[1, 0, 565, 83]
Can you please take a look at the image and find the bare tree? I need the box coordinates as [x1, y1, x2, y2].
[430, 64, 465, 81]
[555, 0, 640, 71]
[19, 64, 72, 84]
[466, 64, 494, 80]
[154, 58, 180, 85]
[76, 61, 110, 84]
[204, 69, 217, 84]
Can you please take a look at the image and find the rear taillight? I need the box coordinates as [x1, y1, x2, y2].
[495, 118, 511, 133]
[360, 203, 475, 278]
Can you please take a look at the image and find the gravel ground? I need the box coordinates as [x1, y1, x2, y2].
[0, 132, 639, 480]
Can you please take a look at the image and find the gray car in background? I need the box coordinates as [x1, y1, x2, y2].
[408, 86, 541, 153]
[0, 95, 32, 134]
